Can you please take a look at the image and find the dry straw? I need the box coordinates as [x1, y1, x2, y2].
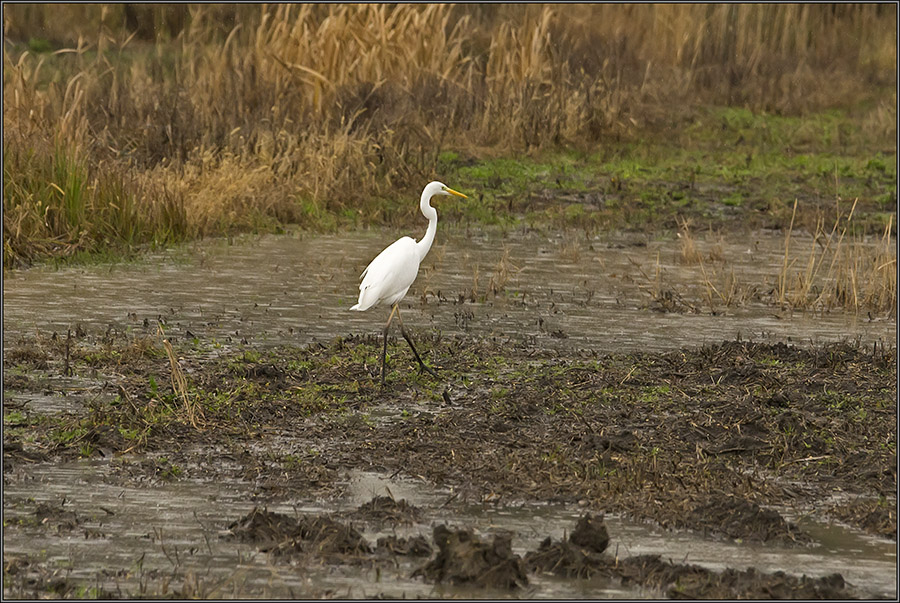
[158, 323, 204, 429]
[779, 200, 896, 315]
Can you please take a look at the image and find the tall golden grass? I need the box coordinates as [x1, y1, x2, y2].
[3, 4, 897, 269]
[778, 200, 897, 315]
[635, 203, 896, 316]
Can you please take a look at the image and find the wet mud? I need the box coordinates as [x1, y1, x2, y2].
[221, 506, 856, 598]
[3, 325, 897, 597]
[227, 507, 369, 557]
[347, 494, 423, 525]
[592, 554, 850, 599]
[413, 524, 529, 589]
[525, 513, 610, 578]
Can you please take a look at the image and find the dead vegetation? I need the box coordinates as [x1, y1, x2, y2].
[5, 329, 895, 541]
[3, 5, 896, 266]
[778, 200, 897, 315]
[630, 204, 896, 316]
[4, 326, 894, 596]
[3, 493, 864, 597]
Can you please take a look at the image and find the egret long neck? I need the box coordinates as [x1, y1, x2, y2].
[416, 194, 438, 262]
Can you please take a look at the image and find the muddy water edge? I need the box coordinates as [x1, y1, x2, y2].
[3, 231, 897, 598]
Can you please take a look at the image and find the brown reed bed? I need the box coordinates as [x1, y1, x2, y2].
[778, 200, 897, 316]
[2, 4, 896, 269]
[631, 202, 896, 316]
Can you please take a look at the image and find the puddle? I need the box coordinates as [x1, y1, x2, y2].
[3, 463, 895, 599]
[3, 385, 118, 416]
[3, 230, 895, 354]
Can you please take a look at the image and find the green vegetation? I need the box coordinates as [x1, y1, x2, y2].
[441, 107, 896, 235]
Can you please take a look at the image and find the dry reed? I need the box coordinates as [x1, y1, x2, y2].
[158, 323, 203, 429]
[778, 201, 896, 315]
[634, 203, 896, 315]
[488, 246, 520, 296]
[3, 4, 896, 267]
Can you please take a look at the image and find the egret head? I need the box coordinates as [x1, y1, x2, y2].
[426, 181, 468, 200]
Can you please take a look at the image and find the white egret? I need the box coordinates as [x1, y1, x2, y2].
[351, 181, 468, 383]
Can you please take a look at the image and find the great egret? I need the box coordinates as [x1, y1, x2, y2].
[351, 181, 467, 383]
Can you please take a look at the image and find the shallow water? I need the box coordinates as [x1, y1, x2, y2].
[3, 463, 895, 599]
[3, 230, 895, 353]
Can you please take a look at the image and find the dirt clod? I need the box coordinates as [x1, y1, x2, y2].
[227, 507, 304, 554]
[351, 495, 422, 525]
[829, 499, 897, 540]
[525, 536, 606, 578]
[613, 555, 851, 599]
[413, 524, 528, 589]
[226, 507, 369, 556]
[530, 514, 847, 597]
[376, 535, 432, 557]
[569, 512, 610, 553]
[33, 502, 79, 533]
[687, 495, 810, 544]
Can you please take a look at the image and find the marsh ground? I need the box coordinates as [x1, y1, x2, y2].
[3, 322, 896, 598]
[3, 4, 897, 598]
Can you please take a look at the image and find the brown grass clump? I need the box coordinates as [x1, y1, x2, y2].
[677, 219, 703, 265]
[488, 246, 521, 296]
[3, 5, 896, 266]
[633, 205, 895, 316]
[778, 200, 897, 316]
[158, 323, 203, 430]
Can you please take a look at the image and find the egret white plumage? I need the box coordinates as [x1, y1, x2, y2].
[351, 181, 467, 383]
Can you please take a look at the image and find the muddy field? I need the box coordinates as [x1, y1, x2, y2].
[3, 323, 896, 598]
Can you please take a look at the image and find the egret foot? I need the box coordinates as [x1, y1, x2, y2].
[400, 323, 437, 379]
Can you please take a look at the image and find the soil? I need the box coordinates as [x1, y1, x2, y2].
[525, 514, 851, 598]
[226, 507, 370, 557]
[3, 325, 896, 597]
[412, 524, 529, 589]
[220, 507, 856, 597]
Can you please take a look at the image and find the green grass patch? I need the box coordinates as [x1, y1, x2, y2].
[435, 105, 895, 235]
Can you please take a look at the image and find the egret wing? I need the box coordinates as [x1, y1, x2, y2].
[353, 237, 420, 310]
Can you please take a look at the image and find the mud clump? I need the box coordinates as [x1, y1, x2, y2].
[351, 495, 422, 525]
[226, 507, 369, 556]
[32, 501, 80, 534]
[687, 495, 811, 544]
[829, 499, 897, 540]
[525, 537, 605, 578]
[376, 535, 432, 557]
[524, 514, 852, 598]
[3, 438, 50, 470]
[295, 515, 370, 555]
[413, 524, 528, 589]
[569, 512, 610, 553]
[227, 507, 303, 553]
[525, 513, 610, 578]
[615, 555, 850, 599]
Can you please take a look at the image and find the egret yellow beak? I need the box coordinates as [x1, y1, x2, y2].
[443, 186, 468, 199]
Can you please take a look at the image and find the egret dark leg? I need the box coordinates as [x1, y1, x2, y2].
[381, 304, 399, 384]
[396, 307, 438, 378]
